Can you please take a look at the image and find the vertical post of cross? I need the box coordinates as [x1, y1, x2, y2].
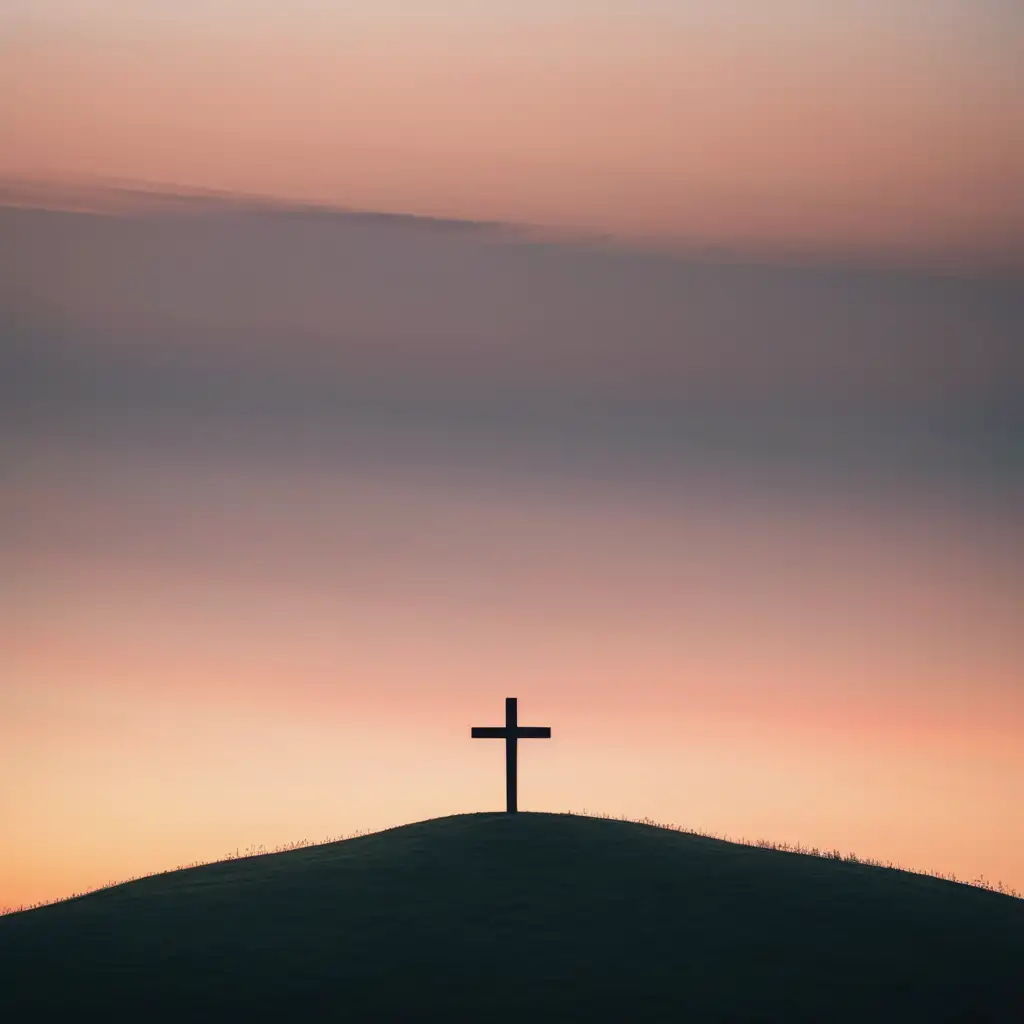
[506, 696, 518, 814]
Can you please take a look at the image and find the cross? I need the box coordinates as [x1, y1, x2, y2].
[471, 697, 551, 814]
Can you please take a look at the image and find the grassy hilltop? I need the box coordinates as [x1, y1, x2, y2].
[1, 812, 1021, 1020]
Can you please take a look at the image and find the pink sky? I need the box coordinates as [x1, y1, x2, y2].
[3, 439, 1022, 908]
[3, 2, 1022, 265]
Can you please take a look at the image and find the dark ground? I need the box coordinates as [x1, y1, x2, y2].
[1, 812, 1021, 1021]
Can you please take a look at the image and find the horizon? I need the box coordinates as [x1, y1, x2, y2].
[4, 808, 1022, 918]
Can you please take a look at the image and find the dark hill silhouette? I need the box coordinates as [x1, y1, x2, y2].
[1, 813, 1021, 1020]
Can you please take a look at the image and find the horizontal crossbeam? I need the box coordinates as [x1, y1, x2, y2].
[471, 726, 550, 739]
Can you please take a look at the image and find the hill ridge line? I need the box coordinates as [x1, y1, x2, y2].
[4, 809, 1019, 917]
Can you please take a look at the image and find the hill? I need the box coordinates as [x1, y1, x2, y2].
[1, 812, 1021, 1020]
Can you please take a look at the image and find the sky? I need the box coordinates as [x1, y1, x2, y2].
[2, 196, 1022, 908]
[1, 3, 1023, 910]
[2, 1, 1022, 266]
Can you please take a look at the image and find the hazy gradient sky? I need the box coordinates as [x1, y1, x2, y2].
[2, 0, 1022, 912]
[2, 195, 1022, 909]
[3, 1, 1022, 264]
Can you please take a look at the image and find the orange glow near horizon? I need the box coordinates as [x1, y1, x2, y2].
[3, 445, 1022, 909]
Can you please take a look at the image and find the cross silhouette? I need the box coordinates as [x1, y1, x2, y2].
[471, 697, 551, 814]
